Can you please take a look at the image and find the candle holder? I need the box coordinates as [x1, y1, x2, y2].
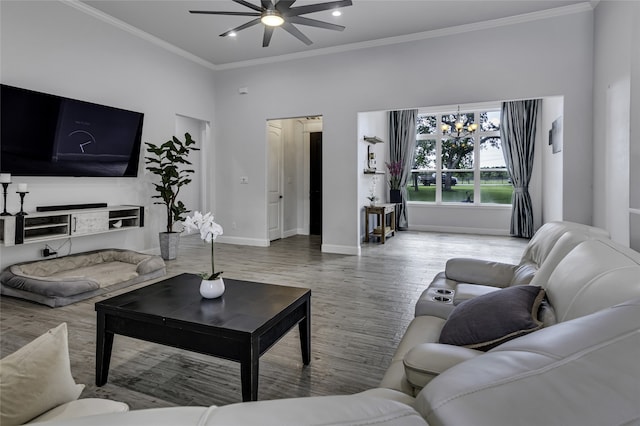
[16, 191, 29, 216]
[1, 182, 11, 216]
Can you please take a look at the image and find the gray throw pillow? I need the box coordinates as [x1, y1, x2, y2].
[439, 285, 545, 351]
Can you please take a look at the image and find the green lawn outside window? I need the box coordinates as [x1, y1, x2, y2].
[406, 184, 513, 204]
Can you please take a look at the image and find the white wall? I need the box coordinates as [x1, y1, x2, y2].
[0, 1, 216, 268]
[213, 9, 595, 254]
[357, 111, 388, 243]
[175, 115, 209, 220]
[592, 0, 638, 246]
[630, 4, 640, 251]
[540, 97, 564, 223]
[1, 2, 607, 262]
[408, 204, 512, 235]
[281, 118, 302, 237]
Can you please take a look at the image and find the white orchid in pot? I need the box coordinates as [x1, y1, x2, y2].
[184, 211, 225, 298]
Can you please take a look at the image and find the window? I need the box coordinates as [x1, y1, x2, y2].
[407, 106, 512, 205]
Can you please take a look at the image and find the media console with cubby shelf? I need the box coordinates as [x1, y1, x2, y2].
[0, 205, 144, 247]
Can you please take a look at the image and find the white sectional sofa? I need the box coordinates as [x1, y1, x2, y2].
[381, 221, 613, 394]
[37, 298, 640, 426]
[414, 221, 609, 317]
[5, 222, 640, 425]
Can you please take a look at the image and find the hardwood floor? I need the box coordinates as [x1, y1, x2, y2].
[0, 231, 527, 410]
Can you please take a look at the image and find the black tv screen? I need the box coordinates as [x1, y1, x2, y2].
[1, 84, 144, 177]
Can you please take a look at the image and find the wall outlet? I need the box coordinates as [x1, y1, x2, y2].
[240, 176, 249, 184]
[43, 248, 57, 257]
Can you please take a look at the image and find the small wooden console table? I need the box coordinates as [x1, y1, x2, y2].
[364, 203, 396, 244]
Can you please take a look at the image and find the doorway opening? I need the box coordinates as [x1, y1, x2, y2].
[309, 131, 322, 235]
[175, 114, 210, 215]
[266, 116, 323, 244]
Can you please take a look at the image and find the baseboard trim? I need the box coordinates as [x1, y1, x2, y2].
[322, 244, 360, 255]
[217, 236, 270, 247]
[282, 229, 298, 239]
[409, 225, 511, 236]
[140, 247, 161, 255]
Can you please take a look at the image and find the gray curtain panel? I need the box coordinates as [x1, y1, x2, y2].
[500, 99, 540, 238]
[389, 109, 418, 230]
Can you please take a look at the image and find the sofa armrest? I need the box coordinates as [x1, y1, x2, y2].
[445, 258, 517, 287]
[403, 343, 482, 391]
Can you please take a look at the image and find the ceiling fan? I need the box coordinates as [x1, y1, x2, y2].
[190, 0, 353, 47]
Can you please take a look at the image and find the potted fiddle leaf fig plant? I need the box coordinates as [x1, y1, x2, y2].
[145, 133, 199, 260]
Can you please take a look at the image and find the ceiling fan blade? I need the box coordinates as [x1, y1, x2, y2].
[281, 22, 312, 45]
[261, 0, 274, 10]
[263, 27, 275, 47]
[274, 0, 295, 12]
[287, 16, 345, 31]
[220, 18, 262, 37]
[190, 10, 260, 16]
[283, 0, 352, 17]
[232, 0, 263, 12]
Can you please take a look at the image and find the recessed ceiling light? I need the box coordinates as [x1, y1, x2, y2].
[332, 10, 342, 17]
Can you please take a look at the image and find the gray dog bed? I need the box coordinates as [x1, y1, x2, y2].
[0, 249, 166, 307]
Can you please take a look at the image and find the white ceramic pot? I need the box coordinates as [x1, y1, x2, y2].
[199, 277, 225, 299]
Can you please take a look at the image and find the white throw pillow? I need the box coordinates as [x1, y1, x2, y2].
[0, 323, 84, 425]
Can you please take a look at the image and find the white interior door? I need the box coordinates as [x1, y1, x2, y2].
[267, 121, 283, 241]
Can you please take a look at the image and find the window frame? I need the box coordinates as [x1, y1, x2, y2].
[409, 103, 510, 206]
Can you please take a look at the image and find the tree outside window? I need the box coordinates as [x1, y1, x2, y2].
[408, 107, 512, 205]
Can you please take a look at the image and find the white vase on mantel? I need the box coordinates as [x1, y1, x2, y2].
[200, 277, 225, 299]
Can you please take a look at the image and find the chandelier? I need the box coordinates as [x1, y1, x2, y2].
[441, 106, 478, 139]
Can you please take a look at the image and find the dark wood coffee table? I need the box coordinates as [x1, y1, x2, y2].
[95, 273, 311, 401]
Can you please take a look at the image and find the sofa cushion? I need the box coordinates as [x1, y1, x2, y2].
[27, 398, 129, 424]
[540, 238, 640, 322]
[452, 283, 500, 305]
[519, 221, 609, 269]
[509, 262, 537, 285]
[202, 395, 428, 425]
[32, 396, 429, 426]
[52, 262, 138, 287]
[0, 323, 84, 426]
[439, 285, 545, 351]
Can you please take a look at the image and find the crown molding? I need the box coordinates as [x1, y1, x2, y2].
[64, 1, 593, 72]
[217, 2, 593, 70]
[62, 0, 218, 71]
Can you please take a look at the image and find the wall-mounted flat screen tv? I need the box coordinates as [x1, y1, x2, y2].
[1, 84, 144, 177]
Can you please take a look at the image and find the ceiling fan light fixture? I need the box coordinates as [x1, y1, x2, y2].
[192, 0, 353, 47]
[261, 10, 284, 27]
